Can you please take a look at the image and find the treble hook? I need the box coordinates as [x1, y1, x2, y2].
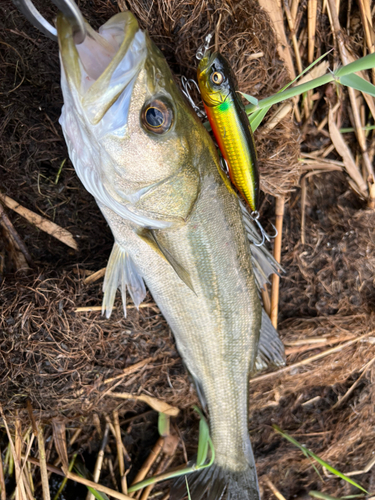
[219, 155, 229, 174]
[196, 33, 213, 60]
[181, 76, 206, 119]
[12, 0, 86, 44]
[250, 210, 278, 247]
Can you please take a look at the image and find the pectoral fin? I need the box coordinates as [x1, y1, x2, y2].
[102, 242, 146, 318]
[137, 228, 195, 293]
[253, 309, 285, 373]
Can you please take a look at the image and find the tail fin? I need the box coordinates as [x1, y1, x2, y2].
[170, 463, 260, 500]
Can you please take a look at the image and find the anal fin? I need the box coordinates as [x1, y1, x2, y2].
[254, 309, 285, 373]
[102, 242, 146, 318]
[136, 228, 195, 294]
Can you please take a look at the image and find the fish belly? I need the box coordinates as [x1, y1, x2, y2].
[99, 166, 261, 471]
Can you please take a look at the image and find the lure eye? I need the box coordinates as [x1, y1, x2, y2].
[211, 71, 223, 85]
[141, 99, 173, 134]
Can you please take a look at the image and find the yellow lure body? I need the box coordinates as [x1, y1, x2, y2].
[198, 51, 259, 212]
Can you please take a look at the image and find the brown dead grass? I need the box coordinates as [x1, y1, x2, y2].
[1, 0, 375, 499]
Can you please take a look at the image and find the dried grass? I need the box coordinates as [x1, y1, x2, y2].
[1, 0, 375, 498]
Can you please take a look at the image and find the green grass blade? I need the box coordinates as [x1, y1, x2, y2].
[128, 407, 215, 494]
[316, 460, 367, 493]
[341, 125, 375, 132]
[282, 49, 333, 91]
[129, 442, 216, 494]
[197, 426, 209, 466]
[341, 496, 367, 499]
[54, 158, 66, 184]
[335, 53, 375, 77]
[309, 492, 366, 500]
[85, 487, 110, 500]
[186, 476, 192, 500]
[273, 425, 368, 493]
[246, 52, 375, 113]
[53, 453, 78, 500]
[206, 436, 215, 466]
[301, 447, 324, 481]
[249, 107, 271, 132]
[339, 74, 375, 97]
[244, 49, 332, 108]
[193, 405, 215, 467]
[295, 51, 332, 81]
[238, 51, 332, 131]
[246, 53, 331, 130]
[128, 466, 197, 493]
[73, 462, 110, 500]
[239, 92, 258, 105]
[245, 73, 334, 113]
[195, 407, 210, 466]
[128, 451, 216, 494]
[158, 412, 170, 437]
[309, 491, 341, 500]
[245, 51, 332, 129]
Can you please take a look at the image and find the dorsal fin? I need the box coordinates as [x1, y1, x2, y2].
[136, 228, 195, 294]
[239, 200, 284, 290]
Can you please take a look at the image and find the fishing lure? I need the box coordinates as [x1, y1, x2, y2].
[197, 42, 259, 213]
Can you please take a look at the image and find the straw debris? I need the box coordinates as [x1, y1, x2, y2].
[1, 0, 375, 498]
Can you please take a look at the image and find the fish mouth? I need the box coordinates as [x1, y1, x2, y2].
[57, 11, 147, 125]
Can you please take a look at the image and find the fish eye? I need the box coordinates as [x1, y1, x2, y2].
[141, 99, 173, 135]
[211, 71, 223, 85]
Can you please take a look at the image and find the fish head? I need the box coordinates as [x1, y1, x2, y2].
[57, 11, 209, 228]
[197, 51, 236, 107]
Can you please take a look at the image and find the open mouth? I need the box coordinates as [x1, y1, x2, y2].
[75, 13, 147, 93]
[57, 11, 173, 230]
[58, 12, 147, 124]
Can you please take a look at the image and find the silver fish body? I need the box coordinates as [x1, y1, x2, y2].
[57, 11, 283, 499]
[99, 140, 262, 473]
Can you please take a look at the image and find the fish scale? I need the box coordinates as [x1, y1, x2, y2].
[99, 162, 261, 471]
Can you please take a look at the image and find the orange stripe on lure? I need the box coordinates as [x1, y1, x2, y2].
[197, 51, 259, 212]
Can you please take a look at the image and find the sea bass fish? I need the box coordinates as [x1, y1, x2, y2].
[57, 11, 284, 500]
[197, 51, 259, 213]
